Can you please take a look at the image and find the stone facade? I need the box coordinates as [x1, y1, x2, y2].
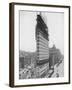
[36, 14, 49, 77]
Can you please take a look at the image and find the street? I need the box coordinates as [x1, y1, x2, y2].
[51, 60, 64, 77]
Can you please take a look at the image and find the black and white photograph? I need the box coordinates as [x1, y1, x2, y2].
[19, 11, 64, 79]
[9, 3, 70, 87]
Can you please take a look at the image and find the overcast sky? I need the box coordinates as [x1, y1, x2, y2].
[20, 11, 64, 54]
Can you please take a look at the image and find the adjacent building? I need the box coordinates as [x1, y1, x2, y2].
[49, 45, 63, 69]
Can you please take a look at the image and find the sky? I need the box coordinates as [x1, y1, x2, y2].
[20, 11, 64, 54]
